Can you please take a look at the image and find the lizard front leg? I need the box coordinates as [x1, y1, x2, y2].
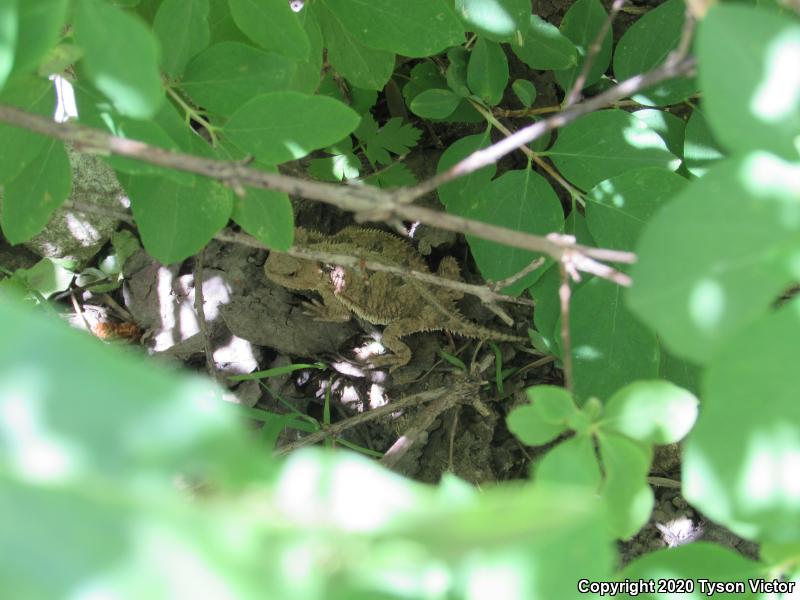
[369, 318, 431, 371]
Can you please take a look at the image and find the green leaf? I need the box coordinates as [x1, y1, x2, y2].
[127, 175, 233, 264]
[403, 61, 482, 124]
[232, 183, 294, 251]
[597, 432, 654, 539]
[314, 1, 394, 90]
[446, 47, 470, 97]
[455, 169, 564, 295]
[0, 75, 54, 183]
[410, 88, 462, 119]
[95, 118, 188, 180]
[36, 43, 84, 78]
[364, 162, 417, 188]
[683, 106, 726, 178]
[73, 0, 163, 119]
[631, 108, 686, 160]
[110, 230, 141, 270]
[698, 4, 800, 158]
[0, 299, 259, 598]
[13, 0, 69, 75]
[289, 7, 324, 93]
[1, 139, 71, 244]
[527, 385, 579, 424]
[547, 109, 680, 190]
[613, 0, 696, 106]
[153, 0, 210, 78]
[467, 38, 508, 106]
[554, 0, 612, 92]
[535, 434, 602, 485]
[528, 265, 562, 357]
[684, 299, 800, 543]
[308, 152, 360, 182]
[658, 345, 701, 396]
[355, 116, 421, 165]
[0, 0, 16, 90]
[228, 0, 310, 60]
[512, 79, 536, 107]
[603, 380, 698, 445]
[13, 257, 74, 299]
[436, 132, 495, 209]
[511, 14, 577, 71]
[224, 91, 360, 164]
[308, 153, 360, 182]
[180, 42, 296, 117]
[506, 404, 567, 446]
[319, 0, 463, 58]
[570, 278, 659, 403]
[585, 167, 687, 252]
[620, 543, 764, 588]
[627, 154, 800, 364]
[454, 0, 530, 42]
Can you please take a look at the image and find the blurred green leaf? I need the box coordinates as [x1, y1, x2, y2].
[684, 299, 800, 543]
[603, 380, 698, 445]
[1, 139, 71, 244]
[698, 4, 800, 158]
[627, 154, 800, 363]
[14, 0, 69, 76]
[74, 0, 163, 118]
[454, 0, 529, 42]
[684, 107, 726, 178]
[597, 432, 654, 539]
[0, 75, 54, 183]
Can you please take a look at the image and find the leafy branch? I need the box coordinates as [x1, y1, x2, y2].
[0, 54, 693, 285]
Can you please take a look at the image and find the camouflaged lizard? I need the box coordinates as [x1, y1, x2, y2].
[264, 226, 527, 370]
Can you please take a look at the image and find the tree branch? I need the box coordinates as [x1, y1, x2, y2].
[0, 55, 694, 284]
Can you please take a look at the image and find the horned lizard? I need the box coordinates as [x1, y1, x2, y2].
[264, 226, 527, 370]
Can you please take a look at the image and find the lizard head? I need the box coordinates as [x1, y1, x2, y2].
[264, 252, 321, 291]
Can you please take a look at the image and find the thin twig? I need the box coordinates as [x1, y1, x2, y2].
[490, 257, 546, 292]
[564, 0, 627, 108]
[403, 55, 695, 200]
[276, 386, 453, 454]
[193, 250, 216, 378]
[69, 292, 92, 332]
[469, 99, 584, 200]
[494, 98, 644, 118]
[381, 394, 457, 469]
[64, 200, 536, 308]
